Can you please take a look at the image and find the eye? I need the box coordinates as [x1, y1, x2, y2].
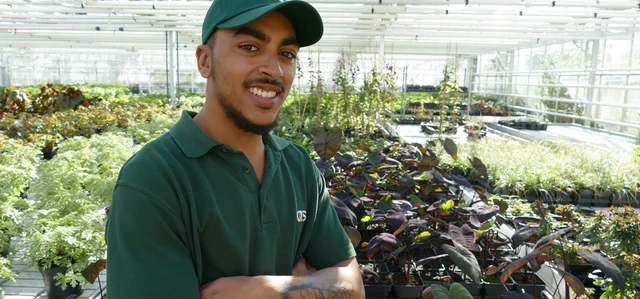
[240, 45, 258, 51]
[281, 51, 297, 59]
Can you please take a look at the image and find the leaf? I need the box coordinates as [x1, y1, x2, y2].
[577, 250, 625, 290]
[315, 159, 331, 175]
[512, 225, 539, 248]
[366, 152, 385, 167]
[443, 138, 458, 160]
[392, 200, 414, 212]
[500, 248, 550, 283]
[398, 176, 414, 187]
[447, 224, 478, 251]
[528, 253, 557, 272]
[418, 156, 439, 172]
[329, 196, 358, 227]
[414, 231, 432, 242]
[432, 171, 455, 185]
[416, 254, 448, 266]
[343, 226, 361, 248]
[440, 199, 455, 211]
[359, 215, 371, 226]
[441, 241, 482, 284]
[492, 197, 509, 214]
[472, 205, 500, 223]
[553, 267, 587, 297]
[366, 232, 402, 260]
[407, 194, 427, 208]
[447, 174, 472, 188]
[468, 157, 488, 179]
[485, 265, 501, 276]
[82, 259, 106, 284]
[378, 194, 394, 212]
[533, 226, 575, 251]
[312, 127, 343, 161]
[385, 209, 408, 234]
[334, 153, 354, 167]
[406, 218, 430, 232]
[430, 282, 474, 299]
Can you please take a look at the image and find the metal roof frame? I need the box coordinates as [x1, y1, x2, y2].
[1, 0, 639, 56]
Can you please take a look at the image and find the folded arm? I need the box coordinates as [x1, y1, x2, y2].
[199, 257, 364, 299]
[276, 257, 364, 299]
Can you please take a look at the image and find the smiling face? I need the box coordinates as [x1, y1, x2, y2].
[197, 11, 299, 135]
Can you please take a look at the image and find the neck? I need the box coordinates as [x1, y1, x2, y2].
[193, 101, 265, 155]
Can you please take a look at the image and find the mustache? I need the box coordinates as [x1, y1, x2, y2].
[245, 77, 285, 90]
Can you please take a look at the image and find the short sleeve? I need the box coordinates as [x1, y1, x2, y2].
[105, 182, 199, 298]
[302, 166, 356, 270]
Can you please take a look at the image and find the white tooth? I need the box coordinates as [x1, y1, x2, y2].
[269, 91, 276, 98]
[261, 90, 268, 98]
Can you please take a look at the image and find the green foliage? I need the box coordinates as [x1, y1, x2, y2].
[436, 139, 640, 198]
[19, 207, 106, 291]
[0, 134, 40, 278]
[29, 133, 139, 213]
[633, 145, 640, 164]
[429, 283, 474, 299]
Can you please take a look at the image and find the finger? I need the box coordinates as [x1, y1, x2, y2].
[305, 260, 317, 272]
[291, 258, 307, 276]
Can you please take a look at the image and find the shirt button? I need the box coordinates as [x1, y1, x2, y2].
[243, 167, 250, 173]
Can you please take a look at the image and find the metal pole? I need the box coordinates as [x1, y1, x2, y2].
[165, 31, 169, 99]
[169, 31, 177, 108]
[401, 65, 407, 116]
[584, 38, 600, 127]
[177, 31, 180, 101]
[621, 23, 635, 133]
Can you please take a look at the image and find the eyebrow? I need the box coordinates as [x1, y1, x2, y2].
[233, 27, 299, 49]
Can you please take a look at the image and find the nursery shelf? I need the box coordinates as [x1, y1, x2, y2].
[485, 122, 637, 153]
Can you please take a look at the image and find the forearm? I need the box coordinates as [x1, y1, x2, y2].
[267, 260, 364, 299]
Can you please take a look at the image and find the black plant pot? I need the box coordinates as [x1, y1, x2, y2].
[364, 285, 392, 298]
[38, 265, 84, 299]
[391, 272, 424, 298]
[42, 149, 57, 160]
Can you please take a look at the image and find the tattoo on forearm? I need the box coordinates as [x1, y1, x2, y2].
[281, 271, 354, 299]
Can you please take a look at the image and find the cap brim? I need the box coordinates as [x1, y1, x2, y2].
[217, 1, 323, 47]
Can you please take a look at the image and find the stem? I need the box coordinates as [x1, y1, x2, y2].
[98, 274, 104, 299]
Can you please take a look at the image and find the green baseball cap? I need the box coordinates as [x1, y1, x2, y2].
[201, 0, 323, 47]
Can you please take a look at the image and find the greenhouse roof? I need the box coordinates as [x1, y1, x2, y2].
[1, 0, 639, 56]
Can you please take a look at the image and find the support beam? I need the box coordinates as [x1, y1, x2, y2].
[0, 50, 7, 86]
[464, 56, 478, 114]
[378, 32, 385, 70]
[168, 30, 177, 108]
[620, 23, 635, 134]
[584, 38, 600, 127]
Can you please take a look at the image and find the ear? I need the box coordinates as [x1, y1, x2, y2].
[195, 44, 212, 78]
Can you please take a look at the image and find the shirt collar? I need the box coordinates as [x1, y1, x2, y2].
[169, 110, 290, 158]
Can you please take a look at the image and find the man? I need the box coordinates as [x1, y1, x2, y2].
[105, 0, 364, 298]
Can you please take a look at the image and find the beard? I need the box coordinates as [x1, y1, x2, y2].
[216, 89, 281, 136]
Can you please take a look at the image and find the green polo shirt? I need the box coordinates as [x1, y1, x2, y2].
[105, 110, 355, 298]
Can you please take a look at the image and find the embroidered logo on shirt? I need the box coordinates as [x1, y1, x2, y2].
[296, 210, 307, 222]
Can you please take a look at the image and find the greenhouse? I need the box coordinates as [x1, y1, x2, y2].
[1, 0, 639, 298]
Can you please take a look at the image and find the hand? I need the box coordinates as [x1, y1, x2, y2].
[291, 256, 317, 276]
[200, 276, 281, 299]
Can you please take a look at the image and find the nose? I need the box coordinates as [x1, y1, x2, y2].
[258, 53, 284, 79]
